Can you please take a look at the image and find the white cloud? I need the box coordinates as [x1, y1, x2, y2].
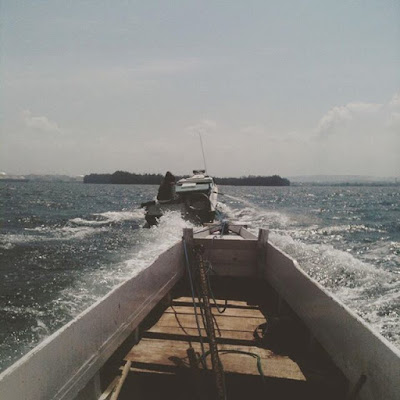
[316, 102, 382, 136]
[386, 92, 400, 130]
[307, 93, 399, 176]
[389, 92, 400, 109]
[386, 111, 400, 130]
[21, 110, 61, 133]
[315, 93, 400, 138]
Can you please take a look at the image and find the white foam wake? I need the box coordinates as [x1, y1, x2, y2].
[69, 209, 144, 226]
[269, 231, 400, 346]
[0, 209, 145, 248]
[220, 197, 400, 347]
[0, 226, 105, 247]
[52, 211, 195, 316]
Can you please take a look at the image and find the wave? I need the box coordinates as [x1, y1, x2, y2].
[0, 209, 144, 248]
[218, 196, 293, 228]
[269, 231, 400, 346]
[222, 196, 400, 347]
[69, 209, 144, 227]
[0, 226, 105, 246]
[280, 224, 387, 244]
[231, 207, 292, 228]
[48, 211, 195, 318]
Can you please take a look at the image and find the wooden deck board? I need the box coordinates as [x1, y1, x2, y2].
[166, 304, 264, 318]
[125, 338, 305, 381]
[146, 299, 265, 342]
[146, 326, 255, 341]
[124, 297, 307, 383]
[172, 296, 258, 308]
[115, 291, 348, 400]
[153, 312, 265, 332]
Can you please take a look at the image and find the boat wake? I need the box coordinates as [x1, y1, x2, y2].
[0, 210, 145, 249]
[49, 211, 195, 317]
[270, 232, 400, 346]
[69, 210, 145, 227]
[218, 195, 400, 348]
[0, 226, 107, 247]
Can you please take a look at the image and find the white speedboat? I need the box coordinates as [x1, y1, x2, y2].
[143, 170, 218, 226]
[0, 223, 399, 400]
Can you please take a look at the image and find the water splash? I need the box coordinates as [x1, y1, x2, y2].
[222, 193, 400, 347]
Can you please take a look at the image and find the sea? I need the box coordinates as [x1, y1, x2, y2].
[0, 181, 399, 372]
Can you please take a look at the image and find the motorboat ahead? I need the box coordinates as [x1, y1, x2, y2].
[143, 170, 218, 226]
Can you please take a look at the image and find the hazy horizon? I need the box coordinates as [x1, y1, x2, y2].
[1, 171, 398, 182]
[1, 1, 399, 177]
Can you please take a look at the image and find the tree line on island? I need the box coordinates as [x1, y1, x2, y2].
[83, 171, 290, 186]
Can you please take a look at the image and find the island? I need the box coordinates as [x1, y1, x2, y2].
[83, 171, 290, 186]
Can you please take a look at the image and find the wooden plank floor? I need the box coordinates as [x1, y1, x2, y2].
[112, 287, 347, 399]
[125, 297, 305, 381]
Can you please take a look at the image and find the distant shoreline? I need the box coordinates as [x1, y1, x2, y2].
[1, 173, 397, 187]
[83, 171, 290, 186]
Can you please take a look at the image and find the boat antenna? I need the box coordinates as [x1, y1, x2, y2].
[198, 131, 208, 173]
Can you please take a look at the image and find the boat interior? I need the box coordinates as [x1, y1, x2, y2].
[1, 224, 398, 400]
[98, 227, 348, 400]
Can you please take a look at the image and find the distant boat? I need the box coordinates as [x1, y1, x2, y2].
[142, 170, 218, 227]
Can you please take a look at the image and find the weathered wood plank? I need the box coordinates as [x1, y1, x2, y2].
[125, 339, 305, 381]
[193, 238, 257, 250]
[205, 249, 257, 264]
[203, 235, 245, 240]
[173, 297, 255, 308]
[239, 227, 257, 239]
[146, 326, 255, 341]
[193, 229, 211, 238]
[154, 313, 265, 332]
[166, 305, 264, 318]
[206, 263, 258, 277]
[197, 224, 255, 239]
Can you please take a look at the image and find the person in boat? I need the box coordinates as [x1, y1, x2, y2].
[157, 171, 176, 201]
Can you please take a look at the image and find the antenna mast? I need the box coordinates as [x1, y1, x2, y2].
[198, 131, 208, 173]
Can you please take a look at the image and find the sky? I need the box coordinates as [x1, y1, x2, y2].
[1, 0, 399, 178]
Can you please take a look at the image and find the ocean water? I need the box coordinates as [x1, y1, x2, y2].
[0, 182, 399, 372]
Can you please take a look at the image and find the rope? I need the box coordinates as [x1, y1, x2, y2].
[183, 239, 207, 368]
[206, 262, 228, 314]
[199, 350, 266, 383]
[170, 304, 191, 337]
[194, 246, 226, 400]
